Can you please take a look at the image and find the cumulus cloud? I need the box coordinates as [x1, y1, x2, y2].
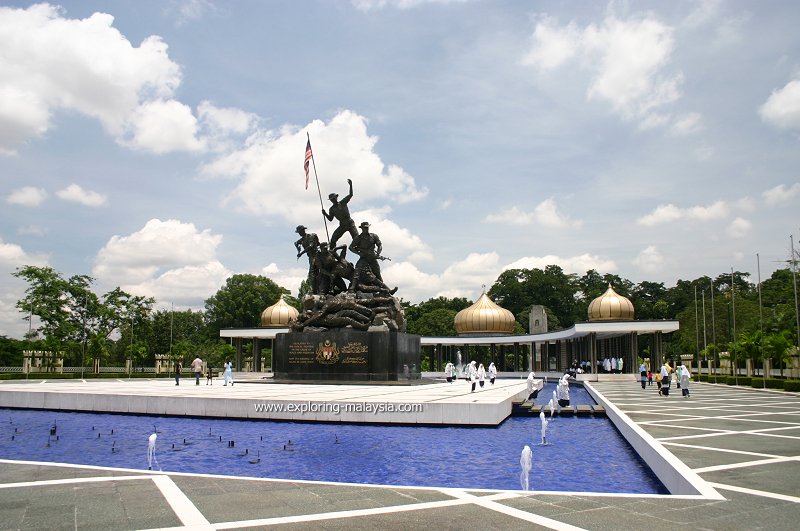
[637, 200, 731, 226]
[201, 110, 428, 224]
[56, 184, 107, 207]
[632, 245, 663, 275]
[504, 253, 617, 275]
[0, 3, 213, 155]
[123, 99, 204, 153]
[6, 186, 47, 207]
[92, 219, 231, 305]
[522, 11, 682, 127]
[385, 252, 503, 302]
[763, 183, 800, 206]
[485, 198, 582, 228]
[759, 79, 800, 129]
[726, 217, 751, 239]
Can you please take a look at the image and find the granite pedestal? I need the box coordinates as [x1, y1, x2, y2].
[273, 329, 421, 382]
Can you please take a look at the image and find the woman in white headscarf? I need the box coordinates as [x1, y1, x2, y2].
[557, 374, 571, 406]
[488, 362, 497, 385]
[477, 363, 486, 388]
[468, 360, 477, 392]
[526, 371, 538, 399]
[444, 361, 455, 383]
[680, 364, 691, 398]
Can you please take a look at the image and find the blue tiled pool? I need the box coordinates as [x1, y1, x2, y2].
[0, 386, 666, 493]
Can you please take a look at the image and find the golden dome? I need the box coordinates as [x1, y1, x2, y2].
[260, 294, 298, 326]
[454, 291, 516, 335]
[588, 284, 634, 321]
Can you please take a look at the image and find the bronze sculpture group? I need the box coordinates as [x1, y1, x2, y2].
[291, 179, 404, 333]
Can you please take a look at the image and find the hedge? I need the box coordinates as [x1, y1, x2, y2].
[750, 377, 764, 388]
[0, 372, 173, 380]
[726, 376, 738, 385]
[736, 377, 751, 386]
[783, 380, 800, 392]
[764, 378, 785, 389]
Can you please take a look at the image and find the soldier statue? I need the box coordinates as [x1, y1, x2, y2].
[294, 225, 320, 294]
[349, 221, 384, 293]
[321, 179, 358, 247]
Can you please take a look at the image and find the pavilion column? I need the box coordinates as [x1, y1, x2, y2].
[589, 332, 597, 379]
[235, 338, 243, 372]
[630, 332, 638, 373]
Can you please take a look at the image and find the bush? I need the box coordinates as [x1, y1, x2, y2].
[698, 374, 708, 382]
[764, 378, 785, 389]
[737, 377, 751, 386]
[750, 377, 764, 388]
[783, 380, 800, 393]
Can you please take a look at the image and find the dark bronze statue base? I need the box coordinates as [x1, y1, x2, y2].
[273, 329, 421, 382]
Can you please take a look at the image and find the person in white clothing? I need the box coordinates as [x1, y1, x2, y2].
[477, 363, 486, 388]
[488, 362, 497, 384]
[680, 364, 691, 398]
[468, 360, 477, 392]
[444, 361, 455, 383]
[223, 360, 234, 386]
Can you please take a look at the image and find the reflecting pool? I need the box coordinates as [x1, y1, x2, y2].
[0, 385, 666, 493]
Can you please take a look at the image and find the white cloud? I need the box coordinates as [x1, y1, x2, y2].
[93, 219, 231, 305]
[6, 186, 47, 207]
[0, 238, 48, 268]
[726, 217, 751, 239]
[201, 110, 428, 224]
[759, 79, 800, 130]
[637, 200, 730, 226]
[504, 253, 617, 275]
[485, 198, 581, 228]
[0, 4, 187, 154]
[123, 99, 204, 153]
[670, 112, 702, 135]
[522, 11, 682, 127]
[56, 184, 108, 207]
[632, 245, 663, 275]
[521, 16, 581, 70]
[763, 183, 800, 206]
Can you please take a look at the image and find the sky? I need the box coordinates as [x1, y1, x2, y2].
[1, 0, 799, 339]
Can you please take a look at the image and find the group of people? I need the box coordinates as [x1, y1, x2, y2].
[600, 357, 625, 373]
[294, 179, 395, 297]
[638, 360, 692, 397]
[174, 357, 235, 387]
[443, 360, 498, 392]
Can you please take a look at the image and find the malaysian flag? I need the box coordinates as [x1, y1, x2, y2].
[304, 139, 313, 190]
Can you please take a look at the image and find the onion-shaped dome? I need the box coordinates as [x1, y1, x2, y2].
[455, 291, 516, 336]
[260, 294, 299, 326]
[588, 284, 634, 321]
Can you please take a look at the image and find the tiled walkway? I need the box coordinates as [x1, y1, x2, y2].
[0, 381, 798, 530]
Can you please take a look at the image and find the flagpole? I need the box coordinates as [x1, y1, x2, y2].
[307, 132, 331, 243]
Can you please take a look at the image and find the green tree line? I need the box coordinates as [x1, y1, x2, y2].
[3, 264, 798, 374]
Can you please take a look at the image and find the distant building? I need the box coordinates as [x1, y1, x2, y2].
[528, 305, 548, 334]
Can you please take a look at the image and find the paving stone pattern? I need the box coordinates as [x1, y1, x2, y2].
[0, 380, 798, 529]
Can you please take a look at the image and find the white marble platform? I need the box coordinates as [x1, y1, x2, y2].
[0, 377, 529, 426]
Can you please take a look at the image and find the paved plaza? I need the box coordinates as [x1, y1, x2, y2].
[0, 379, 798, 530]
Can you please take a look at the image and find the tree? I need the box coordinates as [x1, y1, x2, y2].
[404, 296, 471, 334]
[14, 266, 153, 366]
[408, 308, 458, 336]
[489, 266, 581, 330]
[204, 274, 289, 333]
